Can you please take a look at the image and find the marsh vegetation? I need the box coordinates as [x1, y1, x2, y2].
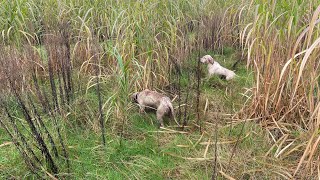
[0, 0, 319, 179]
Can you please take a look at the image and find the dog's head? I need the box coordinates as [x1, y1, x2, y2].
[200, 55, 215, 64]
[130, 92, 139, 103]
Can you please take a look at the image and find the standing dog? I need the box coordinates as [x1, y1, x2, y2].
[131, 89, 179, 127]
[200, 55, 236, 80]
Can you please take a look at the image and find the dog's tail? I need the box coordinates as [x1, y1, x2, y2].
[167, 100, 180, 127]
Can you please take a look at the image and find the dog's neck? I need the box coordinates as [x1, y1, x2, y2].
[207, 62, 214, 68]
[207, 61, 219, 67]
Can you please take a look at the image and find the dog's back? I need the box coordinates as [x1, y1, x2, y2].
[207, 60, 236, 80]
[138, 89, 164, 108]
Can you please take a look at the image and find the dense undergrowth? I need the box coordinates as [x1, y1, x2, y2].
[0, 0, 320, 179]
[1, 49, 261, 179]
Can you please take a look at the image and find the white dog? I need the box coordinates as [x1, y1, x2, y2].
[131, 89, 180, 127]
[200, 55, 236, 80]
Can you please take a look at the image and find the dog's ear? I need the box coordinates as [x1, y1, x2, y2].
[208, 56, 214, 64]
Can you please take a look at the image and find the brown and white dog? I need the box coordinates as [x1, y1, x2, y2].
[200, 55, 236, 80]
[131, 89, 179, 127]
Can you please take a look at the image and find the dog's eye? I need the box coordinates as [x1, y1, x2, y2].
[134, 94, 138, 102]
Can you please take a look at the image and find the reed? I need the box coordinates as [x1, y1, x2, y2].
[0, 0, 319, 178]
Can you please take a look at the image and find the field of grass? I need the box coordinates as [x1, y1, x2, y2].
[0, 0, 320, 179]
[1, 49, 261, 179]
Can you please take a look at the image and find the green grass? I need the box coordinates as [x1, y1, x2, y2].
[0, 47, 274, 179]
[0, 114, 205, 179]
[0, 0, 319, 178]
[0, 116, 284, 179]
[2, 47, 309, 179]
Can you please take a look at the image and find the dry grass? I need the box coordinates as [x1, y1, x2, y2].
[0, 0, 319, 179]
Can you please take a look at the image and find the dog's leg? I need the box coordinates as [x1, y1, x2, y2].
[139, 106, 146, 114]
[156, 109, 165, 127]
[219, 75, 226, 80]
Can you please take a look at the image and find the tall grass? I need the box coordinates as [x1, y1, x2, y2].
[0, 0, 319, 178]
[234, 1, 320, 178]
